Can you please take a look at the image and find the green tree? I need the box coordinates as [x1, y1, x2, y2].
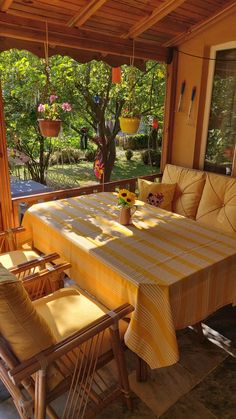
[0, 50, 166, 184]
[0, 50, 53, 183]
[50, 57, 166, 182]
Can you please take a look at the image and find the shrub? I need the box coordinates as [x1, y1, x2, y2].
[85, 149, 96, 162]
[123, 134, 149, 150]
[141, 149, 161, 166]
[125, 149, 133, 161]
[50, 148, 83, 165]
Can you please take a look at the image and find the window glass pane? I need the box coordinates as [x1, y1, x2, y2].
[204, 48, 236, 175]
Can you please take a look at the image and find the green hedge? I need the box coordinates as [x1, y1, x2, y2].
[122, 134, 149, 150]
[119, 132, 162, 150]
[141, 149, 161, 166]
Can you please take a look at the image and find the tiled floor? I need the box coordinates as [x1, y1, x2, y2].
[1, 305, 235, 418]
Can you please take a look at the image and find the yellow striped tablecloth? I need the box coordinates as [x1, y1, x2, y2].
[21, 192, 236, 369]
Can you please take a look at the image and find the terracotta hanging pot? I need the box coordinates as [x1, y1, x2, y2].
[119, 117, 141, 134]
[112, 67, 121, 83]
[38, 119, 61, 137]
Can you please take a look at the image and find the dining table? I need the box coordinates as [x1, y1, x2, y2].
[21, 192, 236, 369]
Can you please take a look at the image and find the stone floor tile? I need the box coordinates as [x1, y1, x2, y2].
[190, 356, 236, 419]
[203, 306, 236, 356]
[0, 398, 19, 418]
[177, 329, 228, 379]
[159, 393, 218, 419]
[0, 381, 10, 402]
[129, 363, 196, 417]
[99, 394, 157, 418]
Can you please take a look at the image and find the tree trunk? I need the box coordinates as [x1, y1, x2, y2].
[97, 120, 117, 183]
[103, 135, 116, 182]
[39, 136, 45, 184]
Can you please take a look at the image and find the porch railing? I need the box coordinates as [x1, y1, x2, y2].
[12, 172, 162, 227]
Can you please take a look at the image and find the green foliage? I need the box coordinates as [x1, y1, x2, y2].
[122, 134, 149, 150]
[50, 148, 84, 165]
[85, 149, 96, 162]
[141, 149, 161, 166]
[121, 107, 140, 118]
[125, 149, 133, 161]
[0, 49, 166, 183]
[205, 71, 236, 168]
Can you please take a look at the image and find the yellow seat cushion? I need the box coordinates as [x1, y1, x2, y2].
[196, 172, 236, 233]
[162, 164, 206, 219]
[0, 263, 56, 361]
[33, 287, 128, 344]
[138, 178, 176, 211]
[0, 249, 40, 269]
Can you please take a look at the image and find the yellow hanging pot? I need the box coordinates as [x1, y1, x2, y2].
[119, 116, 141, 134]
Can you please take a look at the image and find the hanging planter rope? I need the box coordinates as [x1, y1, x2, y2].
[119, 40, 141, 135]
[37, 22, 62, 138]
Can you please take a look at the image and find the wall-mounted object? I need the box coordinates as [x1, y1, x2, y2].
[177, 80, 186, 112]
[187, 86, 197, 119]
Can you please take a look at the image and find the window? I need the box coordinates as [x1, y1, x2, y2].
[204, 48, 236, 175]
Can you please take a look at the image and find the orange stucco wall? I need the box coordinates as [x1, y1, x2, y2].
[171, 9, 236, 168]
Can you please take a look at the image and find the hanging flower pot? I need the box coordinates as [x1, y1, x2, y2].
[38, 119, 61, 137]
[37, 96, 72, 137]
[119, 116, 141, 135]
[112, 67, 121, 83]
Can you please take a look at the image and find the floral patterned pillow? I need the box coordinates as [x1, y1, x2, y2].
[138, 178, 176, 211]
[147, 192, 164, 207]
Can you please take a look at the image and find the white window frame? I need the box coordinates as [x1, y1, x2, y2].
[199, 41, 236, 170]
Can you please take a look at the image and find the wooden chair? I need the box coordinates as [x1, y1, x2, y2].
[0, 267, 134, 418]
[0, 226, 69, 299]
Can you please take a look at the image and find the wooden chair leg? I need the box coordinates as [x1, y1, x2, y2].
[193, 321, 205, 342]
[35, 370, 47, 419]
[109, 325, 133, 410]
[136, 356, 148, 382]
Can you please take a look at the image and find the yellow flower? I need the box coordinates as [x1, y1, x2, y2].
[117, 189, 136, 207]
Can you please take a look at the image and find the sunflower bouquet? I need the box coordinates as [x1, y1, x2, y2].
[117, 189, 136, 208]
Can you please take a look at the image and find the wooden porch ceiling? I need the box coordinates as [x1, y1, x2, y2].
[0, 0, 235, 66]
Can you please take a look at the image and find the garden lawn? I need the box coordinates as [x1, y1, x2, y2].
[47, 150, 159, 188]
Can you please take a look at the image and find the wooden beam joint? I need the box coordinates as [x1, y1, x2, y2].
[0, 0, 13, 12]
[68, 0, 108, 28]
[0, 13, 169, 62]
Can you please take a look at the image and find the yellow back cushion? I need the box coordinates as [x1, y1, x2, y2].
[196, 172, 236, 233]
[162, 164, 206, 219]
[0, 264, 56, 361]
[138, 178, 176, 211]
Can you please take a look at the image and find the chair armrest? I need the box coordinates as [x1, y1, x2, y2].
[9, 253, 60, 275]
[21, 262, 71, 283]
[21, 262, 71, 300]
[9, 303, 134, 385]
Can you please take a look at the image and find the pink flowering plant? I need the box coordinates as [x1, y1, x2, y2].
[121, 105, 140, 118]
[37, 95, 72, 120]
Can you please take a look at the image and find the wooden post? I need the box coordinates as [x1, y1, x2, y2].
[161, 48, 178, 171]
[0, 82, 14, 229]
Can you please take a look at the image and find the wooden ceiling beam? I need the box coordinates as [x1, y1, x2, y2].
[67, 0, 108, 28]
[0, 0, 14, 12]
[0, 36, 147, 69]
[164, 0, 236, 46]
[123, 0, 187, 39]
[0, 14, 169, 62]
